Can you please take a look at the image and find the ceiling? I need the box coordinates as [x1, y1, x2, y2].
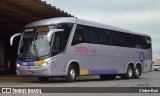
[0, 0, 73, 41]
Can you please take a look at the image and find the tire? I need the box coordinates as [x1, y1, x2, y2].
[66, 65, 76, 82]
[121, 66, 134, 79]
[133, 66, 141, 79]
[154, 68, 157, 71]
[100, 75, 116, 80]
[100, 75, 107, 80]
[38, 77, 49, 82]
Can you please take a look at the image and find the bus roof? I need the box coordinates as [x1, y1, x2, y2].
[25, 17, 77, 27]
[26, 17, 150, 37]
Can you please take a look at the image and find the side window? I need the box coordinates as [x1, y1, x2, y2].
[89, 27, 104, 44]
[142, 36, 151, 49]
[111, 31, 117, 46]
[126, 34, 151, 49]
[127, 34, 135, 48]
[140, 36, 146, 49]
[117, 32, 130, 47]
[71, 24, 151, 49]
[72, 25, 89, 45]
[116, 32, 122, 47]
[145, 37, 151, 49]
[52, 33, 61, 52]
[89, 27, 98, 44]
[104, 30, 112, 45]
[123, 33, 129, 47]
[134, 35, 146, 49]
[134, 35, 141, 48]
[99, 30, 105, 44]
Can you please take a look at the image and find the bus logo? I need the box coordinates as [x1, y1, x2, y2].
[22, 63, 27, 66]
[139, 52, 145, 63]
[75, 46, 89, 54]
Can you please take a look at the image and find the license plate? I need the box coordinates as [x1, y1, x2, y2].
[26, 71, 33, 74]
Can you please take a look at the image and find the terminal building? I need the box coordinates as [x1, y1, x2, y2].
[0, 0, 72, 74]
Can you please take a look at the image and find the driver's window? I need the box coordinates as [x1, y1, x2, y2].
[52, 33, 61, 53]
[52, 23, 73, 55]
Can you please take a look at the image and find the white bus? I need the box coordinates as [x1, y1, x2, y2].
[10, 17, 152, 82]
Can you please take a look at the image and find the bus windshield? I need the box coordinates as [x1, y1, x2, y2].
[18, 26, 53, 61]
[18, 23, 73, 61]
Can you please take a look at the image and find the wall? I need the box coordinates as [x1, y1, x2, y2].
[0, 42, 4, 68]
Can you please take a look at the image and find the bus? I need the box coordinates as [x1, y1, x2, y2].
[10, 17, 152, 82]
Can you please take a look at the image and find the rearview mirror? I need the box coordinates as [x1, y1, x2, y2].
[10, 33, 21, 46]
[47, 29, 64, 42]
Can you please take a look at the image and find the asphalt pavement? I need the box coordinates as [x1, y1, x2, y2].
[0, 71, 160, 96]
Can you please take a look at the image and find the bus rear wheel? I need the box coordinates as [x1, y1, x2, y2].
[66, 65, 76, 82]
[121, 65, 134, 79]
[133, 66, 141, 79]
[100, 75, 116, 80]
[38, 77, 49, 82]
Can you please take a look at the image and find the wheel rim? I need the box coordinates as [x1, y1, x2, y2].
[128, 68, 133, 77]
[70, 69, 76, 80]
[135, 68, 140, 76]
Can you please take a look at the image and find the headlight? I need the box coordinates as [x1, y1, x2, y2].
[17, 64, 20, 68]
[40, 63, 47, 67]
[38, 58, 55, 67]
[45, 59, 55, 65]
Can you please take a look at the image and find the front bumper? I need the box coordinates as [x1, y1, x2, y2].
[154, 66, 160, 71]
[17, 64, 52, 77]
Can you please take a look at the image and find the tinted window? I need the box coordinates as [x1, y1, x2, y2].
[72, 25, 90, 45]
[89, 27, 105, 44]
[72, 24, 151, 49]
[52, 23, 73, 55]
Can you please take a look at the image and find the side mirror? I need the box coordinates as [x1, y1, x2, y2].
[47, 29, 64, 42]
[10, 33, 21, 46]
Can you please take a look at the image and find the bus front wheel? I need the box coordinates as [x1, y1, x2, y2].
[66, 65, 76, 82]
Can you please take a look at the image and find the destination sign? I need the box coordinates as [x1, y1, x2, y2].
[36, 27, 49, 32]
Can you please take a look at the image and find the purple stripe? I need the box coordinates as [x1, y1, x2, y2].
[89, 70, 118, 75]
[17, 60, 23, 65]
[25, 62, 35, 66]
[17, 60, 35, 66]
